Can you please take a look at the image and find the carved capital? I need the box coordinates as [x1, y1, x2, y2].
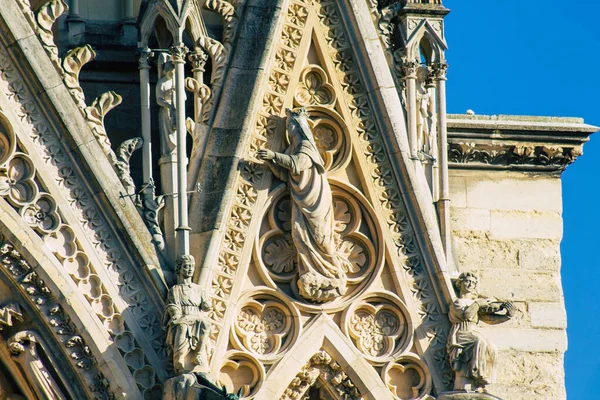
[188, 49, 209, 73]
[138, 47, 154, 70]
[431, 61, 448, 81]
[170, 44, 189, 64]
[400, 58, 420, 79]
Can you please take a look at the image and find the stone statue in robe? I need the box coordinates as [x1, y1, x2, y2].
[257, 108, 356, 302]
[416, 65, 436, 157]
[447, 272, 515, 393]
[163, 255, 213, 374]
[156, 54, 177, 156]
[7, 331, 68, 400]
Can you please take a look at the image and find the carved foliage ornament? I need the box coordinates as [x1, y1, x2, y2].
[448, 142, 581, 170]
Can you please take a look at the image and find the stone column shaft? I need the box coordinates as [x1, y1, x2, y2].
[403, 60, 420, 160]
[172, 44, 191, 257]
[434, 61, 450, 260]
[138, 48, 153, 185]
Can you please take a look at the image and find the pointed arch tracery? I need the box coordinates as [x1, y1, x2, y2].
[205, 0, 453, 396]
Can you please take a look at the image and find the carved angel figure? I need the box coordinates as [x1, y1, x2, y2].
[447, 272, 515, 393]
[164, 255, 213, 374]
[156, 54, 177, 156]
[258, 108, 355, 302]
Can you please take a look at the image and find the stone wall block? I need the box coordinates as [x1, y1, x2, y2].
[490, 210, 563, 240]
[464, 176, 562, 213]
[450, 208, 491, 233]
[480, 328, 566, 353]
[529, 302, 567, 329]
[477, 269, 561, 302]
[492, 351, 565, 400]
[449, 176, 467, 208]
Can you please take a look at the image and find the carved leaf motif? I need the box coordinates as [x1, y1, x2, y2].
[62, 45, 97, 109]
[276, 198, 292, 231]
[333, 199, 351, 233]
[336, 240, 365, 273]
[35, 0, 68, 64]
[287, 3, 309, 27]
[264, 236, 296, 274]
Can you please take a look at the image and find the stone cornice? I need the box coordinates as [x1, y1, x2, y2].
[447, 114, 598, 172]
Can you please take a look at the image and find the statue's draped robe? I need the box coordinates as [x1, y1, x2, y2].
[156, 71, 176, 155]
[273, 139, 355, 300]
[164, 283, 211, 373]
[447, 297, 497, 385]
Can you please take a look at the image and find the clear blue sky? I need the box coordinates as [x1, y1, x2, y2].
[444, 0, 600, 397]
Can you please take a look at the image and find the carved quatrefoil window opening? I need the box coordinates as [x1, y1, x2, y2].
[254, 180, 384, 311]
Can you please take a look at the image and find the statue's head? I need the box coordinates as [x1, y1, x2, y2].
[285, 108, 311, 142]
[158, 52, 175, 77]
[175, 255, 195, 279]
[8, 341, 24, 355]
[455, 271, 478, 297]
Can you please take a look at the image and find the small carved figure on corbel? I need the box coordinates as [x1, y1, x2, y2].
[0, 302, 24, 330]
[157, 54, 177, 156]
[447, 272, 516, 394]
[257, 108, 356, 302]
[163, 255, 213, 375]
[115, 137, 143, 197]
[8, 330, 69, 400]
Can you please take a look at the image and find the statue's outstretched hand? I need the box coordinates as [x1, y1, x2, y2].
[502, 302, 516, 318]
[257, 149, 275, 160]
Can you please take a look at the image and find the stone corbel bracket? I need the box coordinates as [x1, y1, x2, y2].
[447, 114, 598, 173]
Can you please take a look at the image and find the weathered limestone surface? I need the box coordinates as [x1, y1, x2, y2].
[450, 167, 568, 397]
